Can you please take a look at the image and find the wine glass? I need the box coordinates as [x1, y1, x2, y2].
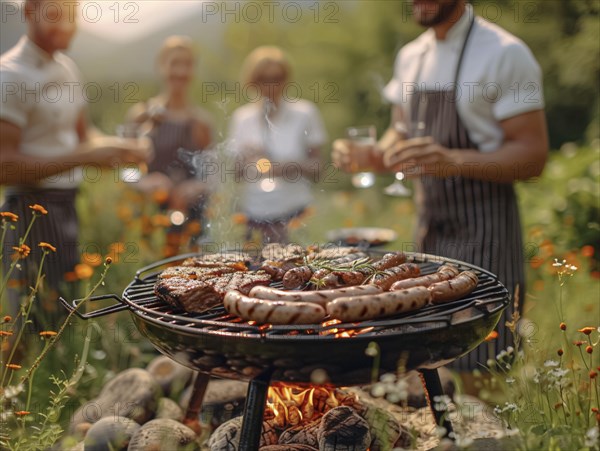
[346, 125, 376, 189]
[383, 122, 412, 197]
[115, 123, 146, 183]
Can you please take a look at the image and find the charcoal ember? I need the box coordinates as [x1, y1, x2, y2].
[362, 406, 403, 451]
[261, 445, 318, 451]
[208, 417, 278, 450]
[278, 419, 320, 447]
[282, 266, 313, 289]
[181, 252, 251, 268]
[372, 252, 406, 270]
[317, 406, 371, 451]
[208, 416, 243, 451]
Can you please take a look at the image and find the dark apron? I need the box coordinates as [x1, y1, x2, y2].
[410, 17, 525, 370]
[1, 189, 79, 329]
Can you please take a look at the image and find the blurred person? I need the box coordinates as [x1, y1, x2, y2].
[126, 36, 214, 254]
[0, 0, 151, 330]
[229, 46, 327, 244]
[332, 0, 548, 377]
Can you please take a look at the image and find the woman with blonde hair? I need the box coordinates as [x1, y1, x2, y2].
[229, 46, 327, 244]
[127, 36, 214, 252]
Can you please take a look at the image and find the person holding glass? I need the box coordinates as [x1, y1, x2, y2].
[0, 0, 152, 331]
[333, 0, 548, 376]
[126, 36, 214, 250]
[228, 46, 327, 245]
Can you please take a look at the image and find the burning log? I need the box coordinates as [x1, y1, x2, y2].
[362, 406, 406, 451]
[260, 446, 318, 451]
[278, 419, 320, 448]
[317, 406, 371, 451]
[208, 417, 278, 450]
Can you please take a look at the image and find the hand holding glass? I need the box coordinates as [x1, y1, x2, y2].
[346, 125, 376, 189]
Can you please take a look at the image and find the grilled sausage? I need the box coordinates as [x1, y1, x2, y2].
[372, 252, 407, 271]
[249, 285, 383, 307]
[428, 271, 478, 303]
[224, 290, 326, 325]
[370, 263, 421, 290]
[326, 286, 431, 322]
[390, 265, 459, 291]
[282, 266, 313, 289]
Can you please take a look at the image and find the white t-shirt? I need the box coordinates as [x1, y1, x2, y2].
[1, 36, 86, 189]
[228, 99, 327, 221]
[383, 5, 544, 152]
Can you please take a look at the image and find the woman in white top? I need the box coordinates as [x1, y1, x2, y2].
[229, 46, 327, 244]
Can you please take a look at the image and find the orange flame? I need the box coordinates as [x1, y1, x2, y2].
[265, 383, 359, 429]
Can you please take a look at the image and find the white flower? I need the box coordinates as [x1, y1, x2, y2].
[585, 427, 599, 447]
[371, 383, 386, 398]
[3, 384, 24, 399]
[380, 373, 396, 383]
[544, 360, 559, 367]
[433, 426, 447, 438]
[505, 377, 515, 384]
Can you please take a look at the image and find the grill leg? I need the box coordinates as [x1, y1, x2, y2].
[183, 372, 210, 433]
[239, 373, 271, 451]
[419, 368, 454, 439]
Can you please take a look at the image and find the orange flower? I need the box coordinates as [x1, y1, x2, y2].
[0, 331, 14, 337]
[82, 252, 103, 267]
[151, 214, 171, 228]
[63, 271, 78, 282]
[105, 256, 113, 265]
[29, 204, 48, 215]
[74, 263, 94, 280]
[560, 322, 567, 331]
[6, 363, 21, 370]
[39, 331, 57, 338]
[231, 213, 247, 225]
[579, 327, 595, 336]
[586, 346, 594, 354]
[38, 242, 56, 252]
[574, 340, 584, 347]
[0, 212, 18, 222]
[581, 245, 595, 258]
[12, 244, 31, 259]
[15, 411, 30, 416]
[485, 331, 499, 342]
[557, 348, 564, 356]
[590, 370, 598, 379]
[152, 189, 169, 205]
[108, 242, 126, 254]
[3, 316, 11, 323]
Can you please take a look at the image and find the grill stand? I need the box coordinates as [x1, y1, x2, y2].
[183, 372, 210, 432]
[177, 368, 453, 450]
[419, 369, 454, 439]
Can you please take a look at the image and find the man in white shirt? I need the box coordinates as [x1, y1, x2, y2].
[0, 0, 151, 327]
[333, 0, 548, 374]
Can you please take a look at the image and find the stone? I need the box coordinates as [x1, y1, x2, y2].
[146, 355, 193, 397]
[156, 397, 184, 422]
[127, 418, 198, 450]
[83, 416, 139, 451]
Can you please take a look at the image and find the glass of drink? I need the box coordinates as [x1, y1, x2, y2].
[346, 125, 376, 189]
[115, 123, 146, 183]
[383, 122, 412, 197]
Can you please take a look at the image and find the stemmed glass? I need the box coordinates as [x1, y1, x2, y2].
[346, 125, 376, 189]
[115, 123, 146, 183]
[383, 122, 411, 197]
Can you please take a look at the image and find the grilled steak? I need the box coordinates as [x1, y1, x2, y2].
[155, 268, 272, 314]
[181, 252, 251, 269]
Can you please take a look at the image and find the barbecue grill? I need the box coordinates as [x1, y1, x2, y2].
[61, 251, 509, 451]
